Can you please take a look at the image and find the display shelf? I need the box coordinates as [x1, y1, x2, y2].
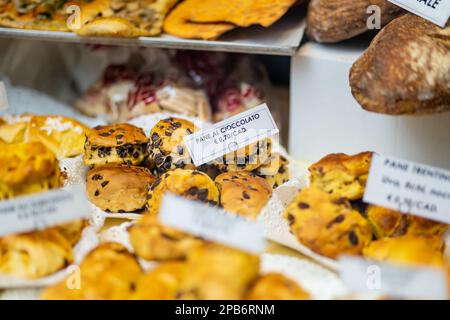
[0, 11, 305, 56]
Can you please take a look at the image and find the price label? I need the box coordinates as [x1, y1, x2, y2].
[0, 81, 9, 111]
[184, 103, 279, 166]
[0, 186, 91, 237]
[364, 154, 450, 224]
[159, 194, 267, 254]
[339, 256, 448, 300]
[388, 0, 450, 27]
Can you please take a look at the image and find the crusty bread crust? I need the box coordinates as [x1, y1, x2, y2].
[350, 14, 450, 115]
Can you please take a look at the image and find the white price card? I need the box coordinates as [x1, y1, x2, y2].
[0, 186, 91, 237]
[184, 103, 279, 167]
[388, 0, 450, 27]
[364, 154, 450, 224]
[0, 81, 9, 111]
[159, 194, 267, 254]
[338, 256, 448, 300]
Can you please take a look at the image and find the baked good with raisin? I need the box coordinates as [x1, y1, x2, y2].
[147, 168, 219, 216]
[215, 138, 272, 172]
[366, 205, 448, 239]
[86, 164, 155, 213]
[363, 235, 444, 267]
[148, 117, 197, 174]
[252, 153, 290, 189]
[0, 142, 61, 200]
[41, 243, 143, 300]
[309, 152, 373, 200]
[132, 262, 186, 300]
[215, 171, 272, 220]
[246, 273, 310, 300]
[176, 243, 260, 300]
[84, 123, 148, 166]
[129, 215, 204, 261]
[284, 187, 373, 259]
[0, 228, 73, 279]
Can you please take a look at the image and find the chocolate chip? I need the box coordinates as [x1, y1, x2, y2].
[165, 131, 172, 137]
[151, 133, 159, 141]
[187, 187, 198, 195]
[92, 174, 103, 181]
[242, 191, 250, 199]
[287, 213, 295, 225]
[197, 189, 208, 201]
[278, 166, 286, 174]
[133, 152, 140, 159]
[177, 145, 184, 155]
[101, 181, 109, 188]
[298, 202, 310, 209]
[349, 231, 359, 246]
[99, 132, 110, 137]
[172, 122, 182, 128]
[94, 190, 100, 197]
[326, 214, 345, 229]
[186, 128, 193, 134]
[333, 197, 348, 205]
[116, 134, 124, 139]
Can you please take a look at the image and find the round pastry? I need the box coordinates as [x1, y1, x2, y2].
[147, 168, 219, 216]
[363, 235, 444, 267]
[252, 153, 290, 189]
[84, 123, 148, 166]
[214, 138, 272, 172]
[246, 273, 310, 300]
[129, 215, 204, 261]
[284, 187, 373, 259]
[132, 262, 186, 300]
[215, 171, 272, 220]
[176, 243, 260, 300]
[0, 142, 61, 200]
[26, 115, 90, 159]
[41, 243, 143, 300]
[0, 229, 73, 279]
[309, 152, 373, 200]
[366, 205, 448, 239]
[86, 164, 155, 213]
[148, 117, 197, 174]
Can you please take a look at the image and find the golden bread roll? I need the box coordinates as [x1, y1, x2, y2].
[246, 273, 310, 300]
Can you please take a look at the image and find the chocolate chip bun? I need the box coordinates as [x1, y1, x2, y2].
[215, 171, 272, 220]
[309, 152, 373, 200]
[84, 124, 148, 166]
[284, 187, 372, 259]
[148, 117, 197, 174]
[147, 169, 219, 216]
[129, 215, 204, 261]
[87, 164, 155, 213]
[252, 153, 290, 189]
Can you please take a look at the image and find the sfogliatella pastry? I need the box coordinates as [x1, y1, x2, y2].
[25, 115, 90, 159]
[84, 123, 148, 166]
[215, 171, 272, 220]
[0, 142, 61, 200]
[41, 243, 143, 300]
[350, 14, 450, 115]
[148, 117, 197, 174]
[129, 215, 204, 261]
[252, 153, 290, 189]
[363, 235, 445, 267]
[86, 164, 155, 213]
[0, 115, 31, 143]
[147, 168, 219, 216]
[132, 262, 186, 300]
[215, 138, 272, 172]
[246, 273, 310, 300]
[366, 205, 448, 239]
[176, 243, 260, 300]
[0, 228, 73, 279]
[309, 152, 373, 200]
[284, 187, 372, 259]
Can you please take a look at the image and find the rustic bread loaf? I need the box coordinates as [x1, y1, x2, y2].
[307, 0, 403, 43]
[350, 14, 450, 115]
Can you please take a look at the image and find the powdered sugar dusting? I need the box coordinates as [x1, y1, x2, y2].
[40, 117, 84, 135]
